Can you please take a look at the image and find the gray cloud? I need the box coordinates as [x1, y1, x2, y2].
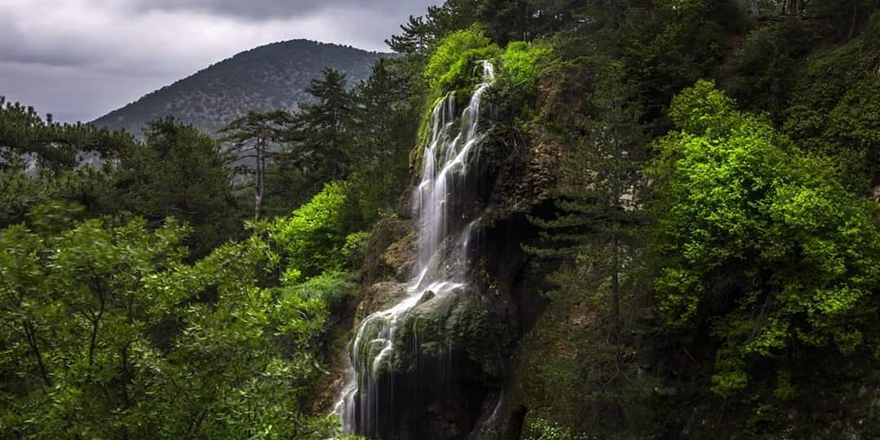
[123, 0, 428, 21]
[0, 0, 440, 123]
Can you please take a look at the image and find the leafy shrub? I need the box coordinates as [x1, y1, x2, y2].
[728, 20, 809, 116]
[621, 0, 727, 129]
[287, 271, 355, 312]
[525, 419, 585, 440]
[783, 13, 880, 187]
[501, 40, 553, 94]
[271, 181, 348, 280]
[0, 203, 332, 439]
[342, 231, 370, 269]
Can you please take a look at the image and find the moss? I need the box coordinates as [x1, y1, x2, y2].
[424, 26, 500, 94]
[392, 286, 501, 376]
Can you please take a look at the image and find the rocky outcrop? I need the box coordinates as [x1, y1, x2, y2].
[332, 62, 564, 440]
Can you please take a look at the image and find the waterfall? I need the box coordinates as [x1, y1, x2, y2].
[334, 61, 495, 437]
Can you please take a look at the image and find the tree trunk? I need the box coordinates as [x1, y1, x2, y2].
[120, 344, 131, 440]
[23, 321, 52, 388]
[848, 0, 859, 41]
[749, 0, 759, 15]
[611, 235, 621, 345]
[254, 136, 265, 222]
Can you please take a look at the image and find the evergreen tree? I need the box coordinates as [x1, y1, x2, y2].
[0, 96, 133, 173]
[346, 59, 422, 224]
[386, 0, 481, 54]
[529, 59, 647, 342]
[219, 110, 297, 221]
[297, 68, 355, 185]
[111, 118, 242, 257]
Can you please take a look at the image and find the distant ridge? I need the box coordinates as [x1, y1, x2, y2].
[93, 40, 386, 136]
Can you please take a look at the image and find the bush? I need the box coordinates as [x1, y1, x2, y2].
[342, 231, 370, 269]
[728, 20, 809, 117]
[525, 419, 583, 440]
[271, 181, 348, 280]
[288, 271, 355, 312]
[652, 80, 880, 397]
[501, 40, 553, 95]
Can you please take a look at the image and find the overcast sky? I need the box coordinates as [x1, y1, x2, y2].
[0, 0, 440, 123]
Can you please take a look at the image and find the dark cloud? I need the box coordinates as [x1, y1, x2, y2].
[0, 0, 441, 123]
[0, 16, 99, 68]
[127, 0, 434, 21]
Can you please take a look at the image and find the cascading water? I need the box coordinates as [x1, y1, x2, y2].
[334, 61, 496, 438]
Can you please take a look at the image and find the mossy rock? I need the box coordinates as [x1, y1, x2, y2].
[396, 285, 502, 378]
[354, 282, 409, 327]
[362, 218, 414, 285]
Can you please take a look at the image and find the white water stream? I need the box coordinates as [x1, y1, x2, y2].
[334, 61, 496, 437]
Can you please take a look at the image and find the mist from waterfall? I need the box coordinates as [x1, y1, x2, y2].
[333, 61, 495, 438]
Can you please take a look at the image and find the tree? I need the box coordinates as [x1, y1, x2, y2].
[346, 59, 422, 225]
[530, 59, 647, 342]
[0, 202, 336, 440]
[650, 81, 880, 398]
[620, 0, 729, 132]
[0, 97, 136, 228]
[270, 182, 349, 281]
[219, 110, 297, 221]
[297, 68, 355, 185]
[522, 56, 653, 436]
[111, 118, 242, 257]
[0, 96, 133, 173]
[385, 0, 481, 54]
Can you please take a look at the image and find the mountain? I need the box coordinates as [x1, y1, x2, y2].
[93, 40, 386, 136]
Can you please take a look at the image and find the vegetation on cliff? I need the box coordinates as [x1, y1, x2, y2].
[3, 0, 880, 439]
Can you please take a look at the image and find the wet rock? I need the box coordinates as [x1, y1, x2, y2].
[355, 282, 409, 327]
[362, 218, 414, 285]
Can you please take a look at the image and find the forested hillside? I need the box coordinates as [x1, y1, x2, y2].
[3, 0, 880, 439]
[92, 40, 385, 135]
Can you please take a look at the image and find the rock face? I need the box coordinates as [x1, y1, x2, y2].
[353, 284, 501, 440]
[334, 62, 560, 440]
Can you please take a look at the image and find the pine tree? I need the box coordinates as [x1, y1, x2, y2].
[347, 59, 422, 223]
[298, 68, 355, 184]
[219, 110, 296, 221]
[528, 59, 647, 344]
[113, 118, 241, 256]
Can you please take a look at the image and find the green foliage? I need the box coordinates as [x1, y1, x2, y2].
[342, 231, 371, 269]
[288, 271, 356, 312]
[521, 51, 657, 438]
[500, 40, 553, 94]
[386, 0, 481, 54]
[111, 118, 243, 257]
[525, 418, 582, 440]
[783, 12, 880, 188]
[424, 27, 500, 93]
[620, 0, 731, 131]
[344, 58, 423, 226]
[0, 96, 134, 172]
[219, 109, 297, 221]
[727, 20, 809, 117]
[271, 182, 348, 280]
[651, 80, 880, 397]
[297, 68, 356, 184]
[0, 203, 334, 440]
[0, 96, 134, 228]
